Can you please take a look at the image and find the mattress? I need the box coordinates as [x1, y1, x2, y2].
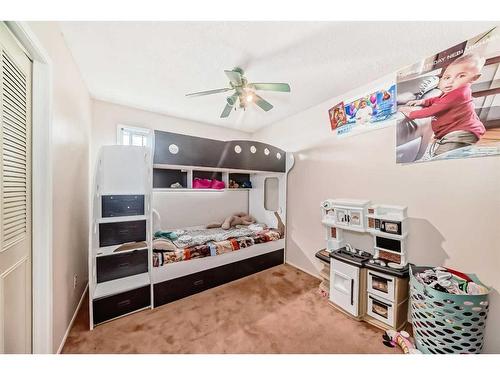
[153, 224, 281, 267]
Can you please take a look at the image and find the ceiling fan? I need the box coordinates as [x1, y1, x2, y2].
[186, 67, 291, 118]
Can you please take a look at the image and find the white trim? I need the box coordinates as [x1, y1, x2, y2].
[285, 260, 322, 281]
[6, 21, 54, 354]
[56, 284, 88, 354]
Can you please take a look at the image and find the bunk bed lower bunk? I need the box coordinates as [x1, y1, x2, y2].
[151, 225, 285, 307]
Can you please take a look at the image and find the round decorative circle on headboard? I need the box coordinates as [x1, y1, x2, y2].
[250, 146, 257, 154]
[276, 152, 282, 160]
[169, 144, 179, 154]
[264, 148, 270, 156]
[234, 145, 242, 154]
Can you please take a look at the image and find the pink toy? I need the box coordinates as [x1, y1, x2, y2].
[193, 178, 212, 189]
[385, 330, 421, 354]
[210, 179, 226, 190]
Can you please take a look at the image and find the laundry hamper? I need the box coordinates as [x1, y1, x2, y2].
[409, 265, 490, 354]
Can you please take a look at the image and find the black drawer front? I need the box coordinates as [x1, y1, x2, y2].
[97, 249, 148, 283]
[102, 195, 144, 218]
[93, 286, 150, 325]
[154, 249, 284, 307]
[99, 220, 146, 247]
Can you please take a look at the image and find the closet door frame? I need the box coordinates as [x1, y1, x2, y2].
[5, 21, 53, 354]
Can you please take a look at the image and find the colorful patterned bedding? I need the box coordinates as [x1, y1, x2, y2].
[153, 225, 281, 267]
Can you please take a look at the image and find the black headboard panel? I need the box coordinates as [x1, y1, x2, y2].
[154, 130, 286, 173]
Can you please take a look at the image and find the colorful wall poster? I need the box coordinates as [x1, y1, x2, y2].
[328, 102, 347, 130]
[396, 27, 500, 163]
[328, 84, 397, 137]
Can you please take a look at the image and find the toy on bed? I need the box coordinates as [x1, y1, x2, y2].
[206, 212, 256, 230]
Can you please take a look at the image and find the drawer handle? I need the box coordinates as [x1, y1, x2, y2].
[369, 272, 392, 282]
[117, 299, 131, 307]
[350, 279, 354, 305]
[369, 295, 392, 308]
[119, 263, 130, 268]
[194, 280, 204, 286]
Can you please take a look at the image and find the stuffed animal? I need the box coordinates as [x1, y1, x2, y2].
[207, 212, 256, 229]
[274, 211, 285, 238]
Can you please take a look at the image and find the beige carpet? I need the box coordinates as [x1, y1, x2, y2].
[62, 264, 400, 354]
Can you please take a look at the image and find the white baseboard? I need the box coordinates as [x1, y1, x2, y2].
[285, 260, 322, 280]
[56, 283, 88, 354]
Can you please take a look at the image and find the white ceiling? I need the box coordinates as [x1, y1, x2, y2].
[59, 21, 496, 133]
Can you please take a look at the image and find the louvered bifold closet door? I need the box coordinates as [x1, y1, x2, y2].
[2, 49, 29, 250]
[0, 22, 32, 354]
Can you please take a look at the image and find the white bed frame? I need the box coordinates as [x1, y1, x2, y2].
[152, 239, 285, 283]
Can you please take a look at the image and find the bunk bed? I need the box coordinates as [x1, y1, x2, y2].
[89, 131, 293, 327]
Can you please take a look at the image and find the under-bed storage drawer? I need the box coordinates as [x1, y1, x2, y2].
[99, 220, 146, 247]
[97, 249, 148, 283]
[154, 249, 284, 307]
[153, 268, 217, 306]
[101, 195, 144, 217]
[93, 286, 150, 325]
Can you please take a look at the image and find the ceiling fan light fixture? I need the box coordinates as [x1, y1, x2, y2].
[187, 67, 290, 119]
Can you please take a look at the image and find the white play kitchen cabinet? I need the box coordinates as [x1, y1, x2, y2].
[330, 259, 362, 317]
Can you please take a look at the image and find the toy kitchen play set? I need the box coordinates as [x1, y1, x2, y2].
[319, 199, 410, 331]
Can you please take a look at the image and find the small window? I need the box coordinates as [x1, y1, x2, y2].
[264, 177, 279, 211]
[117, 125, 151, 147]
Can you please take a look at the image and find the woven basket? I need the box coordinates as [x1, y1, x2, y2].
[409, 265, 490, 354]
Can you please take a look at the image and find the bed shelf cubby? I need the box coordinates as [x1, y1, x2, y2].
[192, 170, 223, 181]
[228, 173, 251, 189]
[153, 168, 188, 188]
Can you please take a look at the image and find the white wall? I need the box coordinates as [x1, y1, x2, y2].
[27, 22, 92, 353]
[91, 99, 251, 171]
[252, 74, 500, 353]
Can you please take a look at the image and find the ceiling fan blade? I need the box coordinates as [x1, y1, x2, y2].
[224, 70, 242, 86]
[253, 94, 274, 112]
[220, 103, 233, 118]
[220, 93, 239, 118]
[248, 83, 291, 92]
[186, 88, 232, 97]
